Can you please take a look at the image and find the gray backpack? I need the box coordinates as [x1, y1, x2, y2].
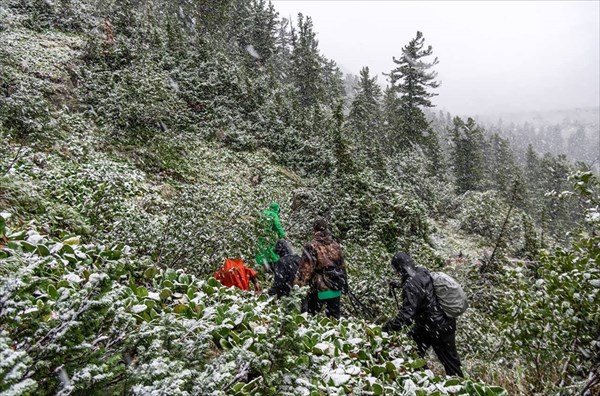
[430, 272, 468, 318]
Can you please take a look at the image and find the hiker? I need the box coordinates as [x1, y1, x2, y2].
[214, 258, 261, 292]
[295, 218, 347, 319]
[382, 252, 464, 377]
[267, 239, 300, 297]
[255, 202, 286, 269]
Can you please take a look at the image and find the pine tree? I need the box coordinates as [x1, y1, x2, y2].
[347, 67, 386, 173]
[333, 102, 356, 177]
[290, 13, 324, 108]
[381, 85, 400, 156]
[525, 144, 540, 184]
[273, 16, 293, 82]
[321, 58, 346, 108]
[387, 31, 440, 147]
[450, 117, 486, 194]
[349, 67, 381, 129]
[486, 133, 522, 199]
[523, 144, 544, 216]
[349, 69, 381, 141]
[228, 0, 278, 69]
[540, 153, 574, 238]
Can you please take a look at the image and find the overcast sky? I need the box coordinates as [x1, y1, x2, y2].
[271, 1, 600, 118]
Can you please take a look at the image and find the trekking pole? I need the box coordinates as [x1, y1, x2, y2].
[390, 286, 401, 310]
[346, 288, 375, 320]
[344, 293, 363, 317]
[345, 291, 366, 318]
[342, 277, 366, 318]
[346, 293, 363, 315]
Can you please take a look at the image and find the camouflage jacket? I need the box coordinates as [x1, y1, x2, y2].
[295, 231, 346, 292]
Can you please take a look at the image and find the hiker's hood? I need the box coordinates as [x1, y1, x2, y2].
[274, 239, 293, 257]
[268, 202, 280, 213]
[391, 252, 416, 279]
[314, 230, 333, 244]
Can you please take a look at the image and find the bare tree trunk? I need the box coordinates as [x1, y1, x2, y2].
[2, 142, 24, 176]
[481, 178, 521, 273]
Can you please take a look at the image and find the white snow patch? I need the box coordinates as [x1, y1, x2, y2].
[347, 337, 363, 346]
[328, 372, 350, 386]
[245, 45, 261, 59]
[131, 304, 147, 313]
[147, 292, 161, 301]
[254, 326, 267, 335]
[63, 273, 82, 283]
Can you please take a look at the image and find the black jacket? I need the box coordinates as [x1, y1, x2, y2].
[384, 267, 453, 334]
[267, 240, 300, 297]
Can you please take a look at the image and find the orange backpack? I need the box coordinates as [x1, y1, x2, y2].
[214, 258, 257, 291]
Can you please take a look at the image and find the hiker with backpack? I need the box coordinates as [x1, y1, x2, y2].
[255, 202, 286, 270]
[382, 252, 465, 377]
[214, 258, 261, 293]
[267, 239, 300, 298]
[295, 218, 347, 319]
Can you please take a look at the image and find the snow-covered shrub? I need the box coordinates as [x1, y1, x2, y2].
[80, 62, 191, 143]
[466, 172, 600, 393]
[455, 190, 523, 246]
[0, 221, 508, 395]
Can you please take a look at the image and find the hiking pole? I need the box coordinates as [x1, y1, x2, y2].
[389, 286, 401, 310]
[345, 291, 367, 319]
[344, 293, 363, 317]
[344, 289, 362, 314]
[346, 288, 375, 320]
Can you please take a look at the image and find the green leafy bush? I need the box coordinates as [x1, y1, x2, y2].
[0, 226, 503, 395]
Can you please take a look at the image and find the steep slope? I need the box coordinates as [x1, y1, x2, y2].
[1, 2, 598, 395]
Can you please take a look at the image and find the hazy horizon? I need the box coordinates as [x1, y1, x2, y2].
[271, 1, 600, 119]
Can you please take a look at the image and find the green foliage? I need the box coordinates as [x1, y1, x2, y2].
[80, 63, 191, 143]
[387, 31, 440, 148]
[463, 172, 600, 393]
[450, 117, 486, 194]
[492, 230, 599, 392]
[347, 66, 386, 173]
[0, 28, 78, 142]
[485, 133, 522, 200]
[290, 14, 326, 109]
[1, 1, 595, 394]
[521, 214, 541, 260]
[455, 190, 523, 247]
[0, 226, 500, 395]
[6, 0, 92, 32]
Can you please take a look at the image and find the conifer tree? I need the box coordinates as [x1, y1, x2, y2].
[523, 144, 543, 214]
[381, 85, 400, 155]
[348, 67, 386, 172]
[290, 13, 324, 108]
[228, 0, 278, 69]
[525, 144, 540, 183]
[334, 102, 355, 178]
[387, 31, 440, 147]
[273, 17, 293, 82]
[540, 153, 573, 237]
[450, 117, 486, 194]
[349, 67, 381, 129]
[486, 133, 522, 199]
[321, 58, 346, 108]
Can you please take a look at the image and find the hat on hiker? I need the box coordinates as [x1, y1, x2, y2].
[391, 252, 416, 276]
[313, 217, 328, 232]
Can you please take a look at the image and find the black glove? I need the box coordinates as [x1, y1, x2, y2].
[388, 280, 401, 289]
[387, 280, 401, 297]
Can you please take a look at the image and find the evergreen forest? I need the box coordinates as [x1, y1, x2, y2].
[0, 1, 598, 395]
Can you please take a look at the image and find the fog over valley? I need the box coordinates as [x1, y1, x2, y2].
[272, 1, 600, 119]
